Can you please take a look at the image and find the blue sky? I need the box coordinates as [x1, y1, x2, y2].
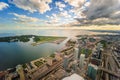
[0, 0, 120, 29]
[0, 0, 91, 29]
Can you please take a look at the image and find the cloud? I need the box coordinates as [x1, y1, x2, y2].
[10, 13, 40, 23]
[86, 0, 120, 19]
[0, 2, 9, 10]
[69, 8, 86, 19]
[46, 13, 60, 24]
[91, 18, 120, 25]
[86, 0, 120, 25]
[110, 11, 120, 19]
[73, 0, 120, 25]
[64, 0, 85, 8]
[45, 14, 59, 25]
[66, 0, 89, 19]
[46, 10, 74, 25]
[56, 2, 66, 11]
[8, 0, 52, 14]
[84, 1, 90, 7]
[59, 11, 71, 18]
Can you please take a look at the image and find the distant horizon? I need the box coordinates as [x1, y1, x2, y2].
[0, 25, 120, 31]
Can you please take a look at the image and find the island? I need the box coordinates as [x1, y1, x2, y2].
[0, 35, 66, 46]
[31, 36, 66, 46]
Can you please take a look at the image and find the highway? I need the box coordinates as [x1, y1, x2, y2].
[99, 44, 120, 80]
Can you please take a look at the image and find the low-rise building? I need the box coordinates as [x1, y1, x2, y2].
[55, 52, 62, 61]
[54, 69, 66, 79]
[62, 73, 84, 80]
[46, 57, 53, 66]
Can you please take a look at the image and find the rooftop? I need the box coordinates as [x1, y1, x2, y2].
[62, 73, 84, 80]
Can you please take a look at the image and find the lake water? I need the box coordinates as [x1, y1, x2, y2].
[0, 29, 119, 71]
[0, 41, 67, 71]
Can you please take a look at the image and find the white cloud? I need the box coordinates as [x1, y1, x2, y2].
[91, 18, 120, 25]
[47, 13, 60, 24]
[10, 13, 40, 23]
[56, 2, 66, 11]
[0, 2, 9, 10]
[67, 0, 89, 19]
[46, 10, 74, 26]
[9, 0, 52, 14]
[59, 11, 71, 18]
[56, 2, 66, 8]
[110, 11, 120, 19]
[84, 1, 90, 7]
[64, 0, 85, 8]
[69, 8, 86, 19]
[46, 15, 50, 18]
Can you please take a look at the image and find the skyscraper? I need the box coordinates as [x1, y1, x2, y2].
[79, 54, 85, 68]
[63, 56, 69, 70]
[74, 47, 79, 60]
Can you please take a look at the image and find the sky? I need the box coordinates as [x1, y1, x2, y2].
[0, 0, 120, 29]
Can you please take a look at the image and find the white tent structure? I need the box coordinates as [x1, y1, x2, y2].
[62, 73, 84, 80]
